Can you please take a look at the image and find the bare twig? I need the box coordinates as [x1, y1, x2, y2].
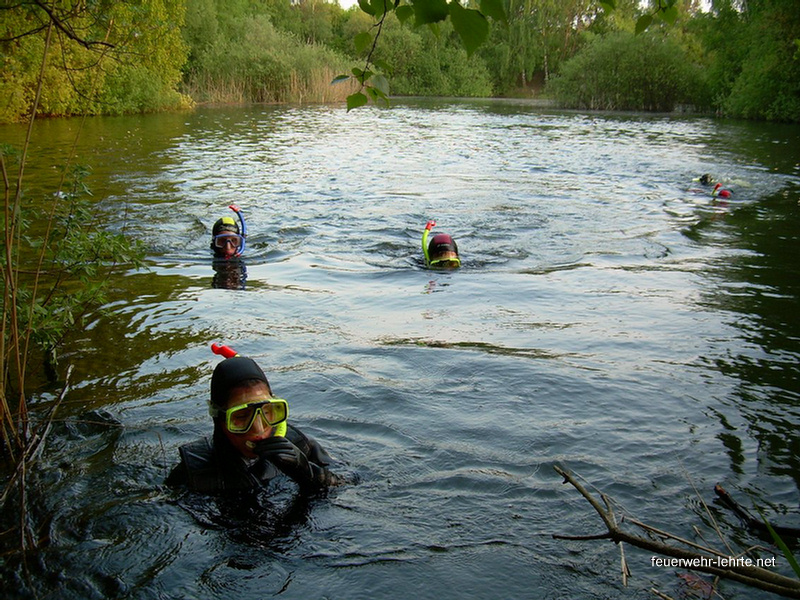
[553, 465, 800, 599]
[681, 462, 736, 556]
[0, 365, 73, 508]
[624, 517, 728, 558]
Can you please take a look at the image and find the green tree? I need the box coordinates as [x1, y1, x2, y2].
[702, 0, 800, 121]
[181, 0, 355, 103]
[341, 0, 689, 108]
[547, 30, 707, 111]
[370, 14, 493, 96]
[0, 0, 191, 122]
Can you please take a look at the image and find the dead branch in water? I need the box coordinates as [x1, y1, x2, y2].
[552, 465, 800, 599]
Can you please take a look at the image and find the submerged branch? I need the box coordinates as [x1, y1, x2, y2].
[552, 465, 800, 599]
[715, 484, 800, 540]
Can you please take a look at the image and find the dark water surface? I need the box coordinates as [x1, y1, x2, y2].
[2, 100, 800, 599]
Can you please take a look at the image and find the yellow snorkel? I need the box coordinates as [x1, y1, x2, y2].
[422, 220, 435, 266]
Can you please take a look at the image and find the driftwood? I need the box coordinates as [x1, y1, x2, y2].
[553, 465, 800, 599]
[715, 484, 800, 540]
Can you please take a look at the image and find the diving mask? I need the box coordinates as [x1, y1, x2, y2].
[429, 256, 461, 269]
[214, 233, 244, 249]
[212, 399, 289, 434]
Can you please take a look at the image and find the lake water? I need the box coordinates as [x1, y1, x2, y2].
[2, 100, 799, 599]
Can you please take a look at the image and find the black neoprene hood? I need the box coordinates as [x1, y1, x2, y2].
[210, 357, 270, 408]
[428, 233, 459, 258]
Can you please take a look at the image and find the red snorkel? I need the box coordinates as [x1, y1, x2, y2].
[712, 183, 732, 199]
[211, 343, 239, 358]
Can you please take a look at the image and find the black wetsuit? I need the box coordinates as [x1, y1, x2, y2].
[166, 424, 338, 493]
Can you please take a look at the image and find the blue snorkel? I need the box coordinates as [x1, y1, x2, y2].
[228, 204, 247, 256]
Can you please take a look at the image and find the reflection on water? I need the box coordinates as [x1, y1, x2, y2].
[212, 258, 247, 290]
[1, 101, 799, 599]
[696, 187, 800, 490]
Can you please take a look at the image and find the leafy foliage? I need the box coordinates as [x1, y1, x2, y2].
[713, 1, 800, 121]
[2, 0, 799, 120]
[1, 161, 146, 376]
[368, 16, 493, 97]
[0, 0, 192, 122]
[334, 0, 506, 108]
[181, 0, 355, 103]
[547, 30, 707, 112]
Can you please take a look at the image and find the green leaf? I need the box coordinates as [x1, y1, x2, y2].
[373, 59, 392, 74]
[757, 507, 800, 578]
[358, 0, 376, 15]
[351, 67, 374, 84]
[369, 0, 391, 17]
[371, 73, 390, 96]
[413, 0, 449, 26]
[449, 2, 488, 57]
[331, 74, 351, 85]
[396, 5, 414, 23]
[354, 31, 373, 54]
[365, 86, 390, 107]
[478, 0, 506, 23]
[635, 14, 653, 36]
[660, 6, 679, 25]
[347, 92, 369, 111]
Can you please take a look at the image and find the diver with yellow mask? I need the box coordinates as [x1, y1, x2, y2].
[422, 220, 461, 269]
[166, 345, 343, 493]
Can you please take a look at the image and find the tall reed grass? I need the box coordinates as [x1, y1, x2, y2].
[183, 66, 358, 105]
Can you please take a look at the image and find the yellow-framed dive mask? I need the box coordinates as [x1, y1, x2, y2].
[429, 256, 461, 269]
[211, 399, 289, 436]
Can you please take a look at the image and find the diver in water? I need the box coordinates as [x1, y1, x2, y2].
[422, 220, 461, 269]
[167, 350, 344, 493]
[711, 182, 732, 199]
[211, 205, 247, 260]
[210, 205, 248, 288]
[698, 173, 715, 186]
[695, 174, 732, 198]
[211, 216, 243, 259]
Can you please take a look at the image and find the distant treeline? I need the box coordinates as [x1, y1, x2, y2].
[1, 0, 798, 122]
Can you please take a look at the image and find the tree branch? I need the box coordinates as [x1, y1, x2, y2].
[32, 0, 115, 50]
[553, 465, 800, 599]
